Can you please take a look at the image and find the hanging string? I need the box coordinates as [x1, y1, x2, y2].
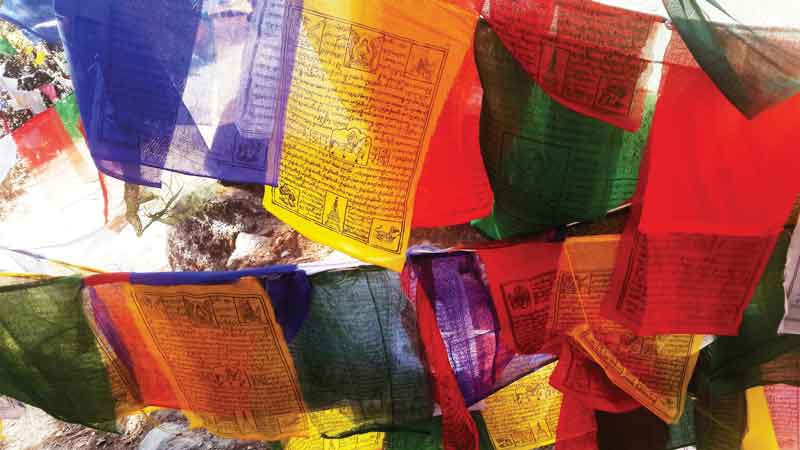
[562, 241, 590, 327]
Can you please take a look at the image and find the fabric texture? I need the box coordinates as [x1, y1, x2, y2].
[0, 276, 117, 431]
[663, 0, 800, 118]
[55, 0, 298, 186]
[472, 21, 652, 239]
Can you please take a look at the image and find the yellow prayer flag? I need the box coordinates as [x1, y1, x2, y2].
[285, 431, 385, 450]
[558, 236, 702, 423]
[743, 387, 779, 450]
[482, 362, 561, 450]
[264, 0, 477, 270]
[122, 278, 309, 440]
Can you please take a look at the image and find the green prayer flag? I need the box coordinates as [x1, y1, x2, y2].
[664, 0, 800, 118]
[471, 21, 653, 239]
[385, 415, 495, 450]
[289, 267, 433, 437]
[0, 277, 116, 431]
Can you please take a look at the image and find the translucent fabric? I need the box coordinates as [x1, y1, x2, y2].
[405, 250, 557, 450]
[412, 37, 494, 228]
[481, 0, 666, 131]
[0, 277, 117, 431]
[699, 232, 800, 395]
[0, 0, 61, 43]
[477, 237, 701, 423]
[262, 0, 477, 271]
[602, 33, 800, 336]
[288, 267, 434, 438]
[472, 21, 652, 239]
[55, 0, 298, 187]
[7, 107, 75, 170]
[86, 269, 312, 440]
[663, 0, 800, 118]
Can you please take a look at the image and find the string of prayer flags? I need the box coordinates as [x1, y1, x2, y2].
[701, 232, 800, 396]
[471, 21, 653, 240]
[55, 0, 295, 187]
[412, 41, 494, 228]
[86, 269, 310, 440]
[0, 0, 61, 43]
[663, 0, 800, 118]
[602, 33, 800, 336]
[263, 0, 477, 271]
[481, 0, 666, 132]
[0, 276, 117, 431]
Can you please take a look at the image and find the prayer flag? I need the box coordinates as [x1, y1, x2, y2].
[481, 0, 666, 131]
[0, 277, 117, 431]
[664, 0, 800, 118]
[55, 0, 296, 187]
[471, 21, 652, 240]
[262, 0, 477, 271]
[602, 33, 800, 336]
[412, 39, 493, 228]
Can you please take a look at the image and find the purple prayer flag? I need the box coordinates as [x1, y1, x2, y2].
[408, 250, 555, 406]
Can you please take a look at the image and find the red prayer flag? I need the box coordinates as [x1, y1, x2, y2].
[477, 241, 562, 354]
[413, 42, 493, 227]
[602, 35, 799, 335]
[402, 266, 481, 450]
[482, 0, 665, 131]
[549, 339, 640, 413]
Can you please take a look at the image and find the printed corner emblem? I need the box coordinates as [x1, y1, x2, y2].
[346, 26, 384, 72]
[275, 183, 299, 210]
[502, 281, 533, 311]
[297, 12, 325, 50]
[234, 135, 267, 167]
[235, 296, 267, 324]
[405, 45, 445, 84]
[595, 77, 635, 114]
[369, 219, 403, 252]
[323, 192, 347, 233]
[329, 127, 371, 165]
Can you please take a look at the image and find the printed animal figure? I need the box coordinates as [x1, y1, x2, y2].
[375, 224, 400, 243]
[330, 128, 370, 164]
[279, 184, 297, 207]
